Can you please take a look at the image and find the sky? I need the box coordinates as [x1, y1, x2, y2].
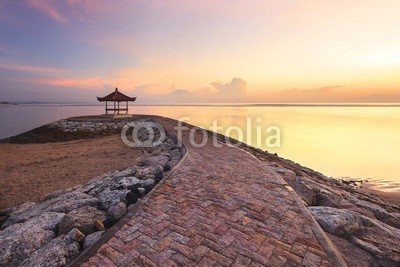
[0, 0, 400, 103]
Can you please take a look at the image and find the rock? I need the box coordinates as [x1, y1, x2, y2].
[345, 195, 400, 228]
[94, 220, 105, 231]
[116, 176, 141, 189]
[44, 185, 80, 201]
[0, 230, 55, 266]
[44, 192, 99, 213]
[139, 155, 170, 168]
[135, 165, 163, 179]
[68, 228, 85, 243]
[309, 206, 400, 265]
[165, 160, 180, 171]
[112, 167, 137, 178]
[19, 229, 81, 267]
[2, 192, 99, 229]
[83, 231, 104, 250]
[308, 207, 364, 236]
[142, 178, 156, 193]
[98, 188, 129, 210]
[285, 176, 317, 206]
[327, 233, 378, 267]
[127, 183, 146, 199]
[107, 202, 127, 222]
[59, 206, 107, 235]
[0, 202, 37, 229]
[1, 212, 64, 236]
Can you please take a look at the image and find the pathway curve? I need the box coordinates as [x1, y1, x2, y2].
[82, 117, 340, 266]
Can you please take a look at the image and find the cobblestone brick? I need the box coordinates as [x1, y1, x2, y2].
[83, 118, 334, 266]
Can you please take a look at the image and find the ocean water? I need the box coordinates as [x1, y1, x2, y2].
[1, 103, 399, 191]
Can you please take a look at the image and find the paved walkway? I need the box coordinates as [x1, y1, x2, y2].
[82, 118, 334, 266]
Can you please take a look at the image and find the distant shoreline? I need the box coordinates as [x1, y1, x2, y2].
[0, 102, 17, 106]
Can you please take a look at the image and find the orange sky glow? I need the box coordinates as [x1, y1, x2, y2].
[0, 0, 399, 103]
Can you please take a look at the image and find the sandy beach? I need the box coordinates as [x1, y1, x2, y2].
[0, 134, 143, 210]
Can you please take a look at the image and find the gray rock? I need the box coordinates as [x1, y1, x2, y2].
[107, 202, 127, 221]
[59, 206, 106, 235]
[2, 192, 98, 229]
[116, 176, 141, 189]
[142, 178, 156, 192]
[309, 207, 365, 236]
[111, 167, 137, 178]
[83, 231, 104, 250]
[19, 229, 81, 267]
[345, 195, 400, 228]
[0, 229, 54, 267]
[98, 188, 129, 210]
[2, 212, 64, 236]
[44, 185, 80, 201]
[139, 155, 170, 168]
[68, 228, 85, 243]
[135, 165, 163, 179]
[309, 206, 400, 265]
[0, 202, 37, 229]
[44, 192, 99, 214]
[165, 160, 180, 171]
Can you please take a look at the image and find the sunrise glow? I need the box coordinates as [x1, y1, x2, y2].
[1, 0, 400, 103]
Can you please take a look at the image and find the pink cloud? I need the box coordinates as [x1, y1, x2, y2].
[26, 0, 67, 24]
[0, 64, 65, 73]
[25, 0, 100, 24]
[34, 76, 104, 88]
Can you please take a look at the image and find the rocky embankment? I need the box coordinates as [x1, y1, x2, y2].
[0, 118, 184, 266]
[241, 146, 400, 266]
[2, 117, 131, 143]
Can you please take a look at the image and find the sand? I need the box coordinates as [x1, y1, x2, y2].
[0, 134, 143, 210]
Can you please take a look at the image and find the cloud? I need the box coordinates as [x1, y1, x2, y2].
[32, 76, 103, 88]
[0, 64, 65, 73]
[25, 0, 99, 24]
[26, 0, 67, 24]
[131, 78, 249, 103]
[210, 78, 247, 96]
[168, 89, 192, 95]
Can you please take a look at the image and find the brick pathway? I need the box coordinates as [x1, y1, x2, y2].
[82, 118, 334, 266]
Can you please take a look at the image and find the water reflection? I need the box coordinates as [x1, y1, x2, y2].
[0, 104, 399, 190]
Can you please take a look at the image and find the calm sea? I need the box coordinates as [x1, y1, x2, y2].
[1, 103, 399, 191]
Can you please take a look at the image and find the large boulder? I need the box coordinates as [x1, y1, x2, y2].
[115, 176, 141, 189]
[1, 202, 38, 229]
[98, 188, 129, 210]
[0, 230, 55, 267]
[345, 195, 400, 228]
[309, 207, 365, 236]
[309, 206, 400, 265]
[44, 192, 99, 213]
[0, 212, 65, 266]
[139, 155, 170, 168]
[135, 165, 163, 180]
[19, 229, 81, 267]
[107, 202, 127, 222]
[1, 212, 64, 236]
[59, 206, 106, 235]
[1, 192, 98, 229]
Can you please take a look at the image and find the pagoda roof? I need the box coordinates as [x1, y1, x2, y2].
[97, 88, 137, 102]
